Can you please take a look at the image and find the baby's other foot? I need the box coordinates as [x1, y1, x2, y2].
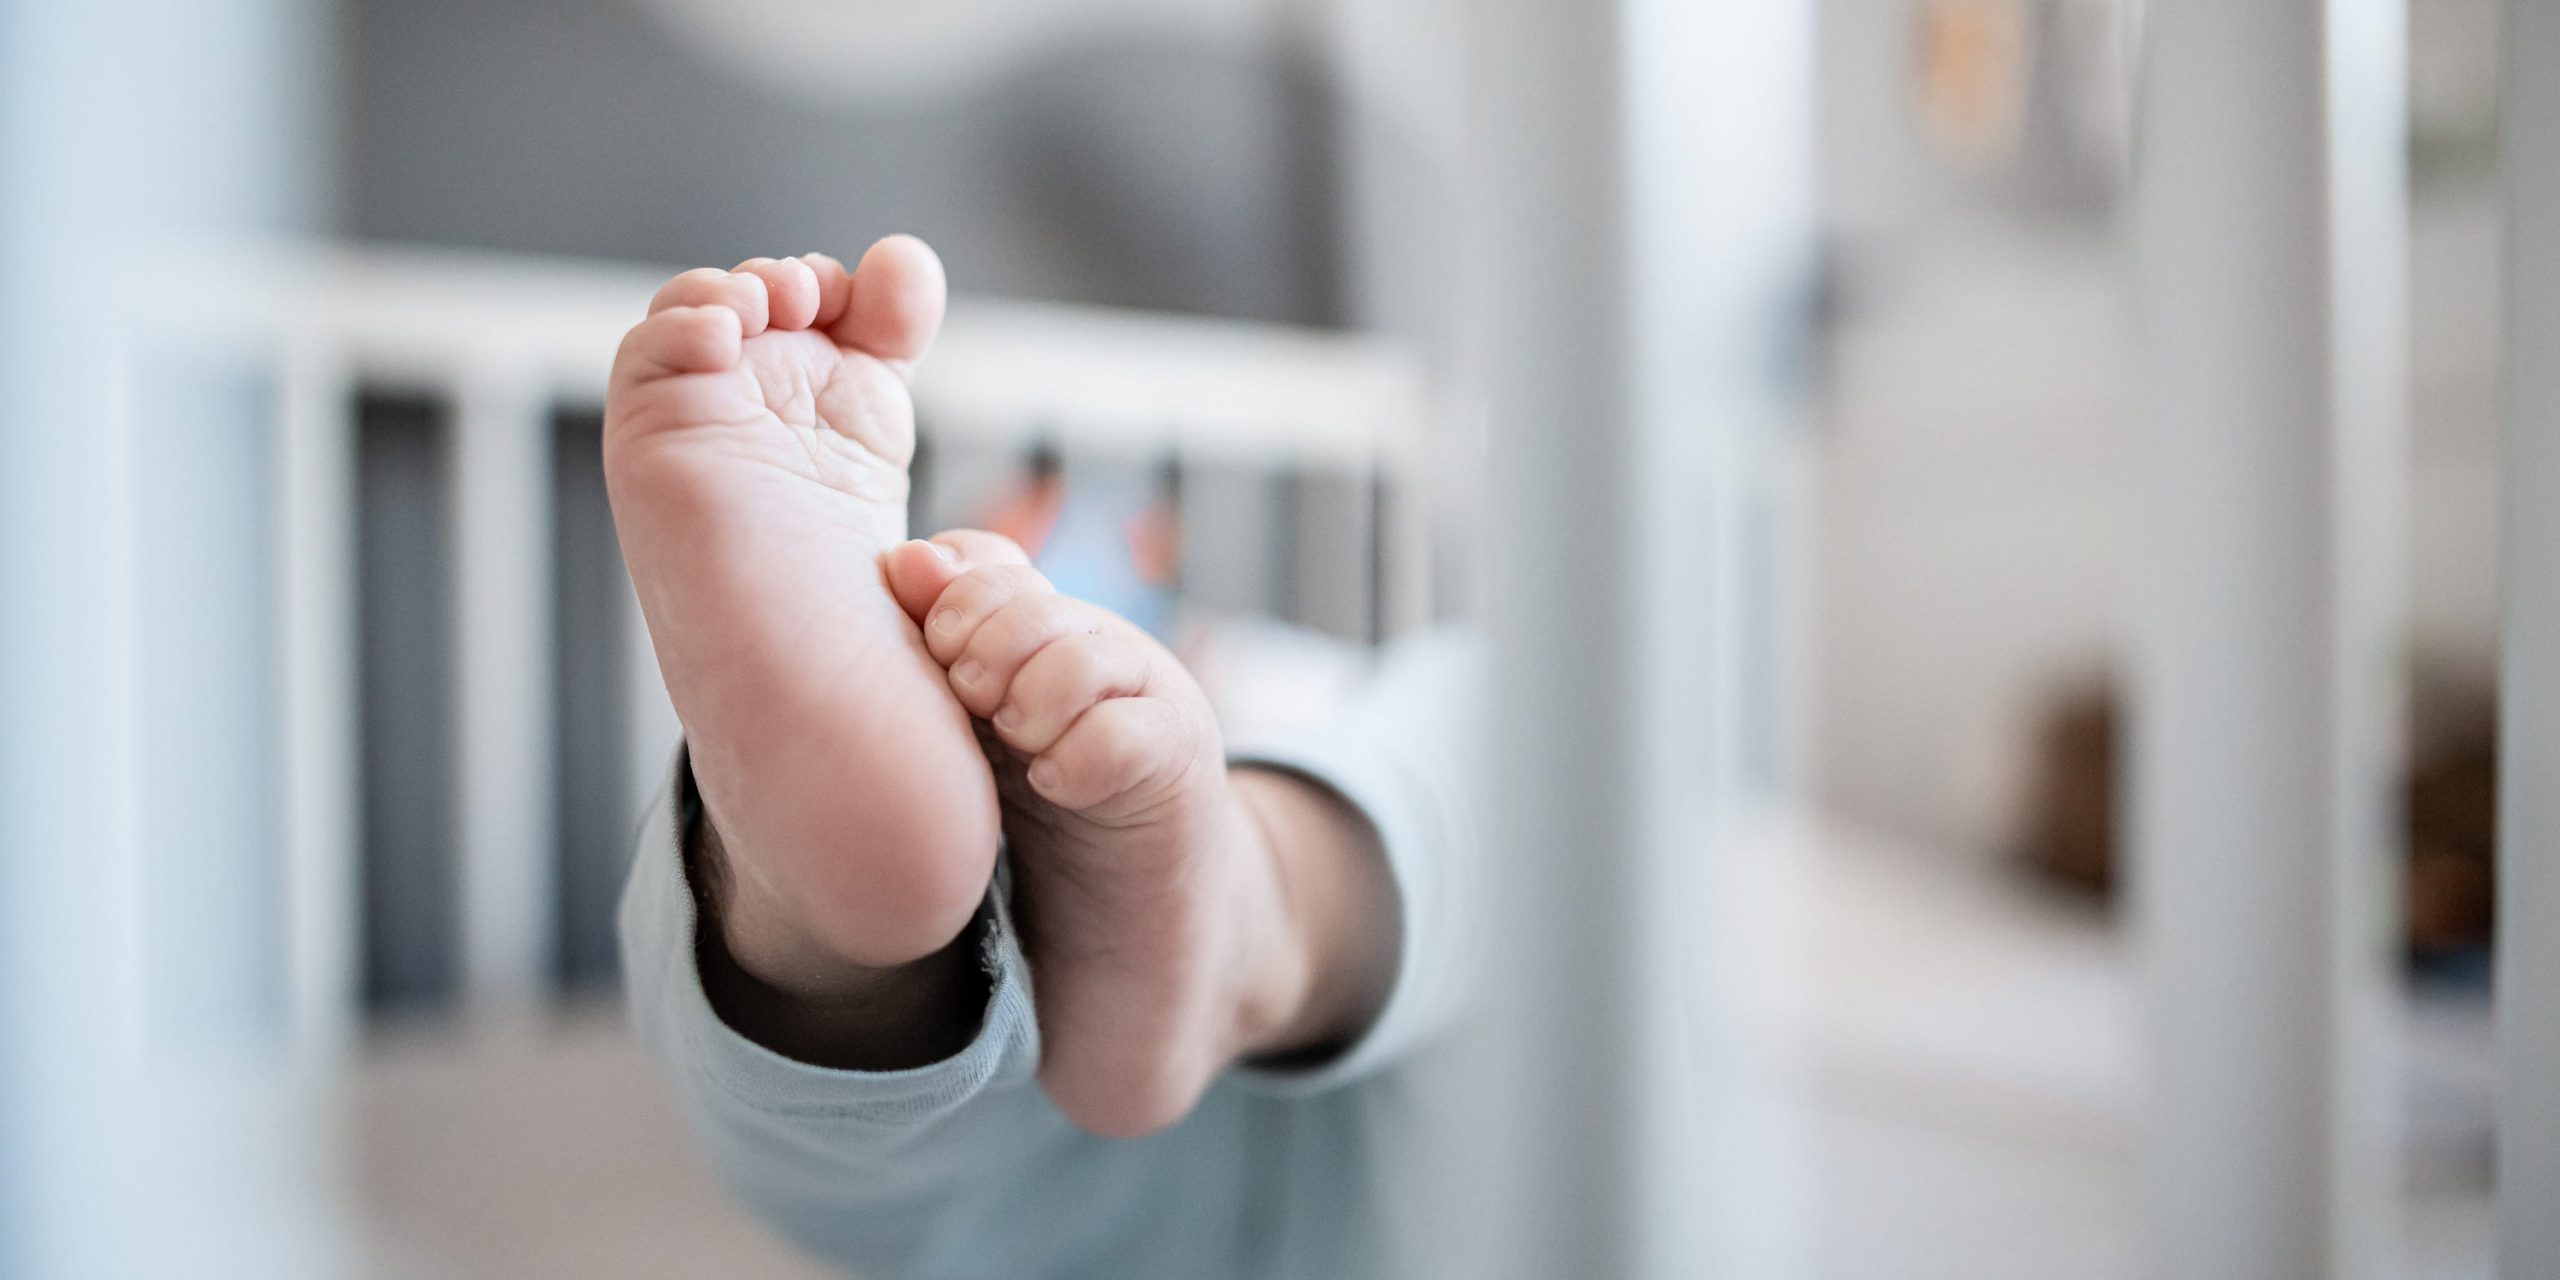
[604, 239, 999, 988]
[883, 535, 1313, 1137]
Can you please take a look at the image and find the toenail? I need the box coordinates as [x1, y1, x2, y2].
[930, 609, 962, 637]
[927, 541, 958, 565]
[1028, 758, 1061, 791]
[994, 705, 1024, 733]
[951, 659, 985, 688]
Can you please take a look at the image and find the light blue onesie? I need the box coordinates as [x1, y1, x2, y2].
[619, 637, 1480, 1279]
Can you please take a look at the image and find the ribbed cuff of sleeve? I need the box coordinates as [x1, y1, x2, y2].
[618, 750, 1040, 1127]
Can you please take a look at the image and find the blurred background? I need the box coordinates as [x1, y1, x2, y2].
[0, 0, 2511, 1275]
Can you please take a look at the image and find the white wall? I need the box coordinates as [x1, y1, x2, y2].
[1806, 0, 2503, 854]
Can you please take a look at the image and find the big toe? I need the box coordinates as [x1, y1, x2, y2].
[881, 529, 1032, 622]
[832, 235, 948, 370]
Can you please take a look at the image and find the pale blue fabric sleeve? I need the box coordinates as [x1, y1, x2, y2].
[617, 630, 1480, 1277]
[620, 782, 1276, 1277]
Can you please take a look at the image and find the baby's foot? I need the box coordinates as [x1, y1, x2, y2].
[883, 536, 1312, 1137]
[604, 239, 999, 986]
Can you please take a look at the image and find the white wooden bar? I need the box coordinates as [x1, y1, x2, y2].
[94, 330, 150, 1065]
[451, 364, 559, 1019]
[1463, 0, 1812, 1275]
[2323, 1, 2411, 1272]
[2130, 1, 2404, 1276]
[1377, 439, 1434, 639]
[2499, 0, 2560, 1267]
[1466, 7, 1688, 1272]
[141, 244, 1428, 475]
[276, 333, 362, 1058]
[1648, 2, 1821, 1271]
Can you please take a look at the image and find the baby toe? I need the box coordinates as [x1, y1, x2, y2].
[990, 633, 1153, 755]
[1028, 696, 1190, 814]
[734, 256, 821, 330]
[648, 266, 770, 335]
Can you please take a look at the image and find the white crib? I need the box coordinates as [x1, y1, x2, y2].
[103, 242, 1435, 1061]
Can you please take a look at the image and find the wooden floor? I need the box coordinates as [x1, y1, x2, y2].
[333, 1004, 836, 1280]
[324, 826, 2495, 1279]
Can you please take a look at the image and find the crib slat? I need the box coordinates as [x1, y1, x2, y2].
[2326, 1, 2413, 1270]
[277, 334, 360, 1059]
[96, 330, 148, 1062]
[450, 366, 558, 1020]
[2130, 1, 2405, 1275]
[1337, 375, 1427, 644]
[2499, 0, 2560, 1266]
[1468, 14, 1688, 1262]
[1463, 1, 1815, 1275]
[163, 245, 1433, 1035]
